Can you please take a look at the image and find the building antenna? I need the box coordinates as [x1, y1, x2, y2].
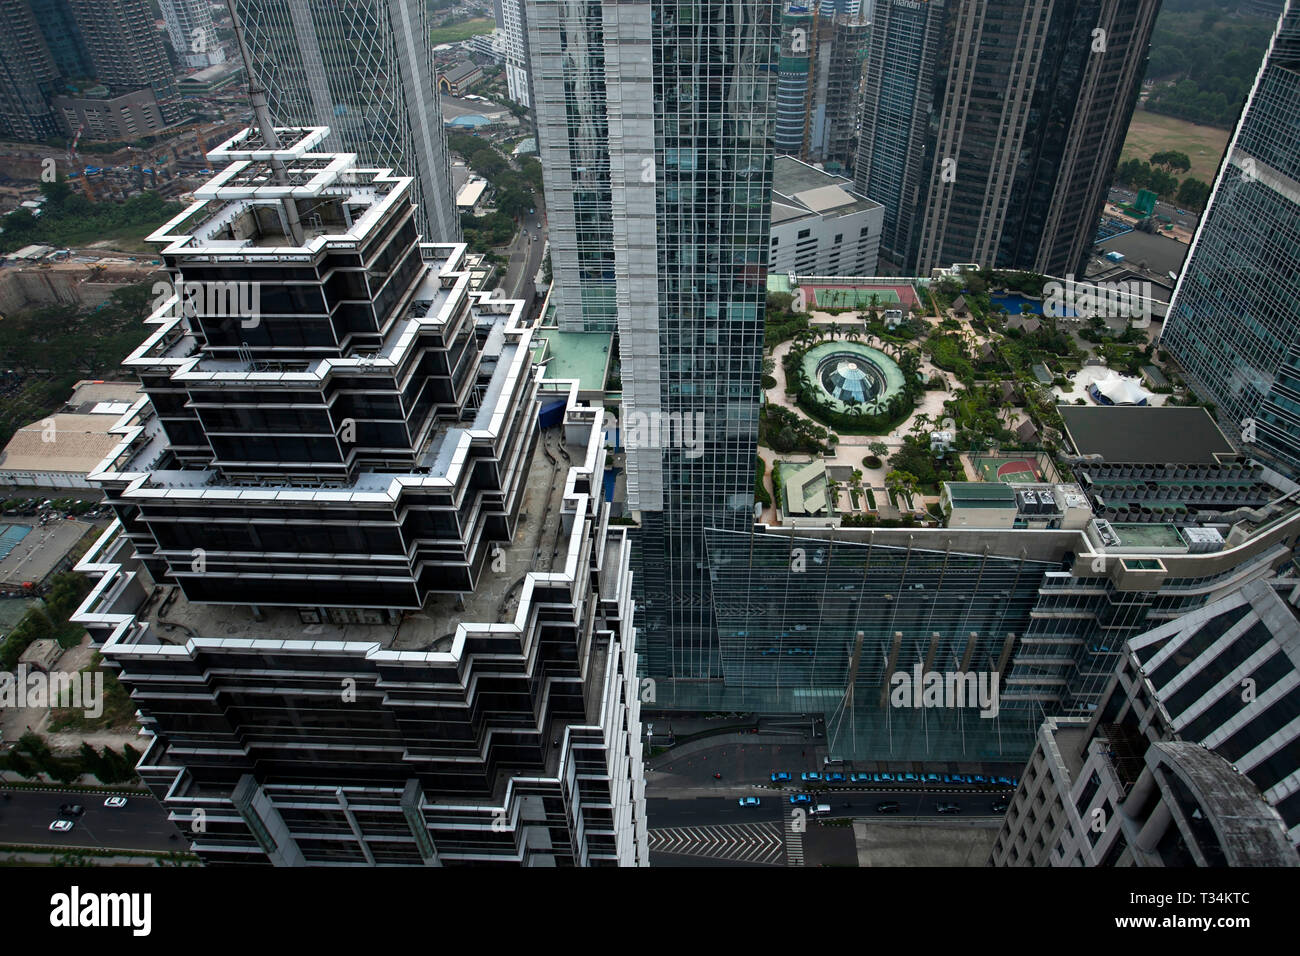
[224, 0, 305, 244]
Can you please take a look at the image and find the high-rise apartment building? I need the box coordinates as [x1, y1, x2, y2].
[501, 0, 533, 109]
[72, 127, 647, 866]
[1161, 1, 1300, 478]
[0, 0, 61, 141]
[233, 0, 460, 244]
[857, 0, 1158, 276]
[161, 0, 229, 70]
[28, 0, 92, 81]
[67, 0, 182, 124]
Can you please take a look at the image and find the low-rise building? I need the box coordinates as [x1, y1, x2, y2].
[770, 157, 883, 278]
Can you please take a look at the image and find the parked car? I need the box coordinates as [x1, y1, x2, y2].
[875, 801, 901, 813]
[879, 773, 895, 783]
[770, 771, 792, 783]
[103, 796, 128, 808]
[738, 796, 761, 807]
[49, 820, 74, 832]
[849, 772, 870, 783]
[800, 771, 823, 782]
[826, 772, 846, 783]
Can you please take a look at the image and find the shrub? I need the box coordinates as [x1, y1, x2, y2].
[863, 455, 882, 469]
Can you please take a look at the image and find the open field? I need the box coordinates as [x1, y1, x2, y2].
[1119, 109, 1231, 185]
[429, 18, 496, 45]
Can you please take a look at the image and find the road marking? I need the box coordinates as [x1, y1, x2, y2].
[648, 821, 784, 865]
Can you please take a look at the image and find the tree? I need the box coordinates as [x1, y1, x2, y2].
[868, 440, 889, 458]
[1175, 177, 1211, 211]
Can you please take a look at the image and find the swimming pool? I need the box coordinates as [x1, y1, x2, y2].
[0, 524, 32, 561]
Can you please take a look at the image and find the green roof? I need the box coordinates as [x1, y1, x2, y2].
[532, 328, 613, 391]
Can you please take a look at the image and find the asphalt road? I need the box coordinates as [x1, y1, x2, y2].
[649, 790, 1008, 828]
[500, 209, 546, 303]
[0, 787, 184, 851]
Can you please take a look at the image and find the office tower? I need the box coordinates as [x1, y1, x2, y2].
[0, 0, 60, 141]
[991, 578, 1300, 865]
[161, 0, 229, 70]
[853, 0, 949, 267]
[1161, 2, 1300, 478]
[527, 1, 616, 332]
[28, 0, 92, 81]
[775, 5, 814, 155]
[67, 0, 182, 123]
[501, 0, 533, 109]
[234, 0, 460, 244]
[857, 0, 1158, 275]
[72, 127, 647, 866]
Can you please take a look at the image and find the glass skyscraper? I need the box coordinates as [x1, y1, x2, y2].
[233, 0, 461, 244]
[530, 1, 777, 682]
[1162, 1, 1300, 477]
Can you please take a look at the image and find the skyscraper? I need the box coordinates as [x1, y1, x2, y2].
[527, 1, 616, 332]
[234, 0, 460, 244]
[857, 0, 1158, 276]
[1161, 1, 1300, 477]
[27, 0, 92, 82]
[853, 0, 949, 266]
[529, 0, 777, 681]
[0, 0, 60, 141]
[501, 0, 533, 109]
[775, 4, 814, 156]
[160, 0, 229, 70]
[72, 127, 647, 866]
[67, 0, 182, 124]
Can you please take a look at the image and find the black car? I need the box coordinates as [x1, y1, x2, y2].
[991, 798, 1011, 813]
[875, 801, 901, 813]
[935, 803, 961, 814]
[58, 803, 84, 817]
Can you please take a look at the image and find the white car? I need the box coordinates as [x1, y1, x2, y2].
[49, 819, 74, 832]
[103, 796, 128, 808]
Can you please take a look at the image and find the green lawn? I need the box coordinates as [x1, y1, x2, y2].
[429, 17, 496, 45]
[1119, 109, 1230, 185]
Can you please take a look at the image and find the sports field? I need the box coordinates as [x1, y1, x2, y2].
[973, 456, 1043, 484]
[808, 284, 919, 309]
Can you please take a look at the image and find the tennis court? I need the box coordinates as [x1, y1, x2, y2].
[807, 284, 920, 309]
[973, 456, 1043, 484]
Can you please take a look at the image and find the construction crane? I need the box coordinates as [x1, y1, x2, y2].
[67, 124, 96, 203]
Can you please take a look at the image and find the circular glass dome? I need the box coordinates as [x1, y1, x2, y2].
[819, 355, 885, 405]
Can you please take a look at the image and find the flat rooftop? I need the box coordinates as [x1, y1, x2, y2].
[0, 518, 92, 586]
[132, 428, 582, 652]
[1059, 405, 1236, 465]
[531, 328, 612, 392]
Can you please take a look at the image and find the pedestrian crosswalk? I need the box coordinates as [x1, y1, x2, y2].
[648, 821, 785, 865]
[783, 811, 805, 866]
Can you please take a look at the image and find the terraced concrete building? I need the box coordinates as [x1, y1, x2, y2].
[72, 128, 647, 866]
